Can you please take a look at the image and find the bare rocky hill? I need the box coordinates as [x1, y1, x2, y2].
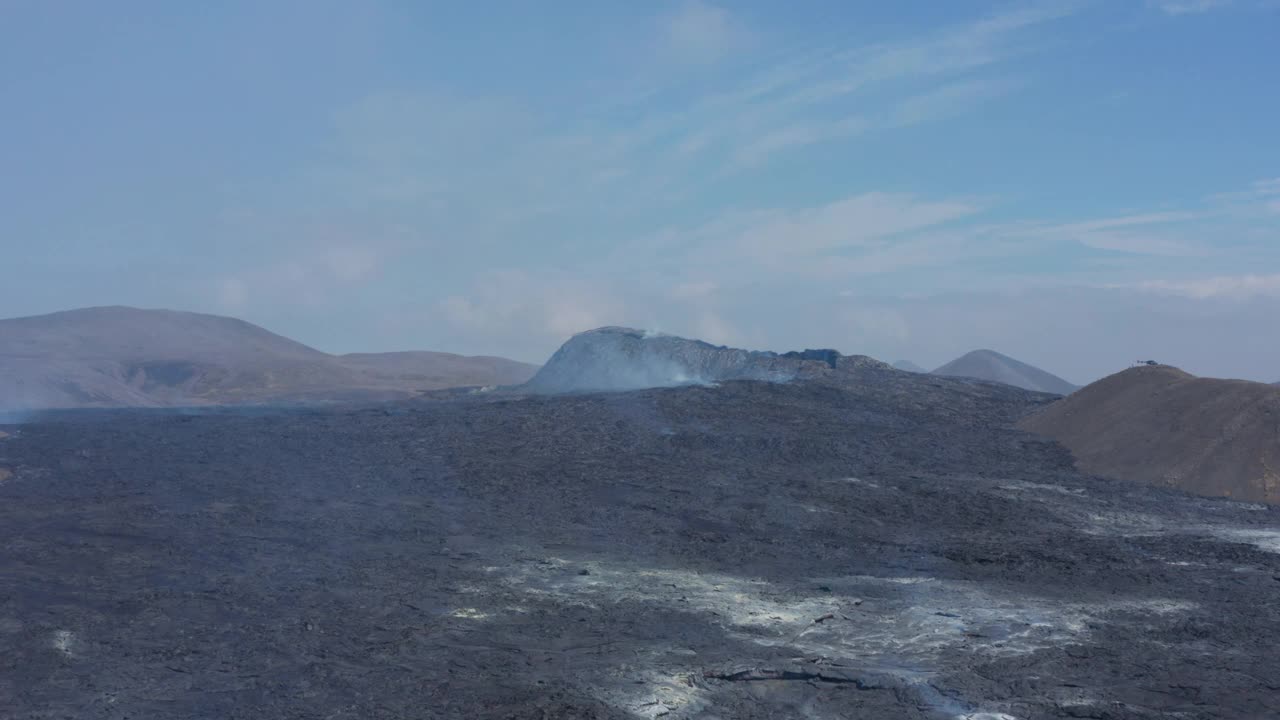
[0, 307, 536, 411]
[933, 349, 1078, 395]
[1020, 364, 1280, 504]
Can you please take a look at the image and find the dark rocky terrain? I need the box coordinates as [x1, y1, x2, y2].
[3, 337, 1278, 719]
[933, 350, 1077, 396]
[0, 307, 536, 411]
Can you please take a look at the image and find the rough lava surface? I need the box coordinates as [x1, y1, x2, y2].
[2, 337, 1278, 719]
[522, 326, 876, 394]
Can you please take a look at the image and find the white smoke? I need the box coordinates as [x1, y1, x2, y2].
[525, 327, 817, 394]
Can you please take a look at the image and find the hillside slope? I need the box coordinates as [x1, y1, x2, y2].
[1019, 364, 1280, 503]
[0, 307, 535, 410]
[933, 349, 1077, 395]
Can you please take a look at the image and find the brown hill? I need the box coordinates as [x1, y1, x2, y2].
[0, 306, 537, 411]
[1019, 364, 1280, 503]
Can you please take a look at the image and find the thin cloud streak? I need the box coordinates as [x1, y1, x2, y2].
[1130, 273, 1280, 299]
[1149, 0, 1233, 15]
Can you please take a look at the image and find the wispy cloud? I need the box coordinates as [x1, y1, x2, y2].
[728, 75, 1022, 168]
[613, 177, 1280, 294]
[202, 3, 1280, 367]
[1212, 178, 1280, 215]
[761, 3, 1076, 107]
[439, 270, 625, 343]
[661, 4, 1071, 169]
[1132, 273, 1280, 299]
[1149, 0, 1232, 15]
[1022, 211, 1213, 257]
[1044, 211, 1205, 232]
[386, 177, 1280, 371]
[303, 2, 1079, 223]
[226, 1, 1075, 301]
[658, 0, 750, 64]
[215, 245, 385, 311]
[1255, 178, 1280, 195]
[887, 77, 1024, 127]
[729, 116, 869, 168]
[727, 193, 982, 260]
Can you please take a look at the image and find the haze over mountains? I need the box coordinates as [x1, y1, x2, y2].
[0, 307, 536, 412]
[2, 308, 1085, 410]
[932, 349, 1079, 395]
[894, 351, 1079, 394]
[6, 305, 1275, 509]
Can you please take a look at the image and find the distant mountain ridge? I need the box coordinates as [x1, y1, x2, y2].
[1020, 364, 1280, 504]
[0, 306, 536, 411]
[337, 351, 536, 388]
[932, 349, 1077, 395]
[892, 360, 927, 373]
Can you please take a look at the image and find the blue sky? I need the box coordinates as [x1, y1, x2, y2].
[2, 0, 1278, 382]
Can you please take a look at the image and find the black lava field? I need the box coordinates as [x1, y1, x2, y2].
[3, 364, 1279, 719]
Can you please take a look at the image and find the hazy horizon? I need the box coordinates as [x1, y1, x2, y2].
[3, 1, 1277, 384]
[6, 302, 1276, 388]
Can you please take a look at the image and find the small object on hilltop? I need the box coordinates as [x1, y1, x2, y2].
[1135, 360, 1160, 367]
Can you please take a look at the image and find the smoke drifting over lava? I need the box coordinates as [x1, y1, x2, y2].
[521, 326, 853, 394]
